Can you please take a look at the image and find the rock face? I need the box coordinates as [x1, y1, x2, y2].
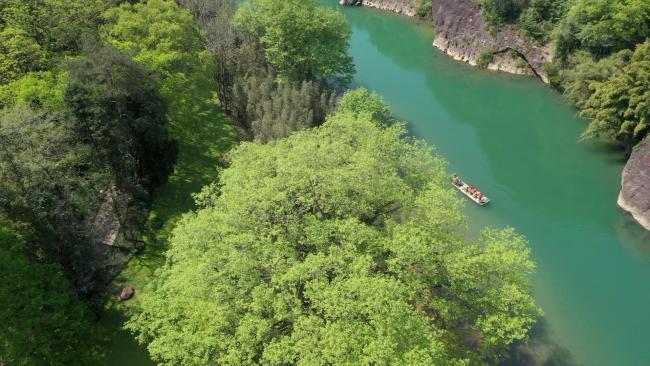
[340, 0, 552, 82]
[431, 0, 551, 83]
[120, 286, 135, 301]
[340, 0, 417, 17]
[618, 141, 650, 231]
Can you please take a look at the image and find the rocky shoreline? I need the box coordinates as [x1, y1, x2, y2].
[431, 0, 551, 83]
[618, 141, 650, 231]
[339, 0, 417, 16]
[340, 0, 551, 83]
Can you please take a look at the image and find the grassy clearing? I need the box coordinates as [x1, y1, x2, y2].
[97, 63, 238, 365]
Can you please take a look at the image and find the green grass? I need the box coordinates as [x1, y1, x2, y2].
[96, 63, 238, 365]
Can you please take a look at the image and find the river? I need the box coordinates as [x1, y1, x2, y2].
[329, 3, 650, 366]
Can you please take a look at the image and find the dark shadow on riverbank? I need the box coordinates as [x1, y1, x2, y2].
[500, 318, 577, 366]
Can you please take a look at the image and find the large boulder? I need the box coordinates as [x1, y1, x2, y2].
[618, 141, 650, 231]
[120, 286, 135, 301]
[431, 0, 551, 83]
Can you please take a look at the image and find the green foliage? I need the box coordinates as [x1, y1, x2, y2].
[336, 87, 393, 125]
[234, 0, 355, 84]
[478, 0, 568, 42]
[0, 106, 103, 294]
[0, 0, 107, 81]
[0, 71, 64, 110]
[477, 51, 495, 68]
[101, 0, 205, 97]
[177, 0, 346, 142]
[552, 0, 650, 60]
[579, 40, 650, 147]
[127, 111, 539, 365]
[516, 0, 569, 44]
[415, 0, 433, 18]
[559, 50, 632, 107]
[64, 45, 177, 193]
[479, 0, 528, 31]
[0, 222, 100, 365]
[0, 27, 45, 84]
[232, 73, 337, 142]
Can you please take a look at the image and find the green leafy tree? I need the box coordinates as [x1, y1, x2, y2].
[0, 71, 64, 110]
[0, 27, 45, 84]
[234, 0, 355, 84]
[64, 45, 177, 194]
[516, 0, 569, 44]
[559, 49, 632, 107]
[580, 39, 650, 147]
[336, 87, 393, 124]
[0, 221, 100, 365]
[0, 0, 106, 56]
[479, 0, 528, 30]
[101, 0, 205, 97]
[0, 106, 102, 295]
[127, 105, 539, 365]
[232, 72, 337, 142]
[553, 0, 650, 60]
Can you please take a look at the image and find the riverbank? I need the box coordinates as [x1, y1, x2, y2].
[341, 0, 551, 82]
[97, 60, 238, 364]
[618, 140, 650, 231]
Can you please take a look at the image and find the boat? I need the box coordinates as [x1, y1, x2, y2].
[450, 174, 490, 206]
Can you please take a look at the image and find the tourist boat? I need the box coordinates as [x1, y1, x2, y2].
[450, 174, 490, 206]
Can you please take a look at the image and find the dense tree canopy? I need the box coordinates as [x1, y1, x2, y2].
[0, 27, 45, 84]
[234, 0, 355, 84]
[232, 73, 337, 142]
[553, 0, 650, 60]
[0, 71, 64, 110]
[479, 0, 529, 29]
[102, 0, 205, 97]
[0, 0, 107, 82]
[176, 0, 349, 142]
[0, 42, 177, 300]
[0, 220, 98, 365]
[0, 106, 102, 293]
[64, 45, 177, 194]
[127, 95, 539, 365]
[579, 39, 650, 147]
[335, 87, 393, 125]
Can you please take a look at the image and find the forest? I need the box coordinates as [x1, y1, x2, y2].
[1, 0, 646, 365]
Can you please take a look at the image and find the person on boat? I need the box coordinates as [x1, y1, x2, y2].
[452, 174, 461, 186]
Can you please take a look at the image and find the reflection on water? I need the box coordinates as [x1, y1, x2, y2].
[501, 319, 576, 366]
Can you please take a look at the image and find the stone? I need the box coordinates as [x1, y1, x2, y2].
[618, 141, 650, 231]
[120, 286, 135, 301]
[431, 0, 551, 83]
[340, 0, 417, 17]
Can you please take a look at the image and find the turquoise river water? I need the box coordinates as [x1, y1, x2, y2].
[330, 3, 650, 366]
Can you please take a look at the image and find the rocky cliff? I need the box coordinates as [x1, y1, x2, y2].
[341, 0, 552, 83]
[339, 0, 417, 17]
[618, 141, 650, 231]
[431, 0, 551, 83]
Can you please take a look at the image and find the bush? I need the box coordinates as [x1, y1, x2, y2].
[477, 51, 495, 68]
[416, 0, 432, 18]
